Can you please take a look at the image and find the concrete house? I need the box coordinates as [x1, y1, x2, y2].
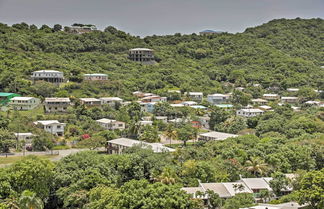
[80, 98, 101, 107]
[9, 97, 40, 110]
[139, 102, 156, 113]
[181, 101, 198, 106]
[287, 88, 299, 93]
[83, 73, 108, 81]
[106, 138, 175, 154]
[34, 120, 66, 136]
[263, 94, 279, 101]
[236, 109, 264, 117]
[66, 24, 97, 34]
[100, 97, 123, 107]
[251, 98, 268, 105]
[155, 116, 168, 123]
[281, 97, 299, 104]
[187, 92, 203, 102]
[198, 116, 210, 129]
[207, 93, 231, 105]
[44, 98, 71, 113]
[129, 48, 155, 63]
[14, 133, 34, 145]
[141, 96, 167, 103]
[31, 70, 64, 84]
[198, 131, 238, 141]
[96, 118, 125, 130]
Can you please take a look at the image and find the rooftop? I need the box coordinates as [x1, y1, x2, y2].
[200, 183, 231, 198]
[33, 70, 62, 73]
[239, 109, 264, 113]
[100, 97, 123, 101]
[108, 138, 175, 152]
[80, 98, 101, 102]
[129, 48, 153, 51]
[199, 131, 238, 140]
[84, 73, 108, 76]
[45, 97, 71, 102]
[96, 118, 118, 124]
[241, 178, 272, 190]
[10, 97, 35, 101]
[34, 120, 65, 126]
[0, 92, 19, 97]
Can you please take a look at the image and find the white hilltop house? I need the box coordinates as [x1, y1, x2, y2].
[9, 97, 40, 110]
[34, 120, 66, 136]
[31, 70, 64, 84]
[106, 138, 175, 154]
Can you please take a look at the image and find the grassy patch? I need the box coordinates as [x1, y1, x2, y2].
[0, 155, 55, 165]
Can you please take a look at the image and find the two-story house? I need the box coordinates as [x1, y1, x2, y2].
[9, 97, 40, 110]
[44, 97, 71, 113]
[31, 70, 64, 84]
[207, 93, 231, 105]
[34, 120, 66, 136]
[96, 118, 125, 130]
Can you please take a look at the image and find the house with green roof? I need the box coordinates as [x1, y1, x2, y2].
[0, 93, 21, 105]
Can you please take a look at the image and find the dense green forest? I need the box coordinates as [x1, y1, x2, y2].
[0, 18, 323, 209]
[0, 18, 323, 98]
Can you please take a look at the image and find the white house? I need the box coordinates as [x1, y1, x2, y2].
[187, 92, 203, 102]
[236, 109, 264, 117]
[198, 131, 238, 141]
[14, 133, 34, 145]
[181, 101, 198, 106]
[80, 98, 101, 106]
[139, 121, 153, 126]
[9, 97, 40, 110]
[155, 116, 168, 123]
[96, 118, 125, 130]
[207, 93, 231, 105]
[281, 97, 299, 104]
[287, 88, 299, 93]
[107, 138, 175, 154]
[263, 94, 279, 100]
[100, 97, 123, 107]
[141, 96, 167, 103]
[83, 73, 108, 81]
[31, 70, 64, 84]
[198, 116, 210, 129]
[251, 98, 268, 105]
[44, 97, 71, 113]
[34, 120, 66, 136]
[258, 105, 272, 111]
[139, 102, 156, 113]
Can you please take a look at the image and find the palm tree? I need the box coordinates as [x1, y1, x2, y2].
[245, 157, 269, 177]
[127, 120, 141, 139]
[18, 190, 44, 209]
[154, 167, 178, 184]
[164, 124, 177, 146]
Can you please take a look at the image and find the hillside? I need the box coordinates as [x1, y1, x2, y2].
[0, 18, 323, 99]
